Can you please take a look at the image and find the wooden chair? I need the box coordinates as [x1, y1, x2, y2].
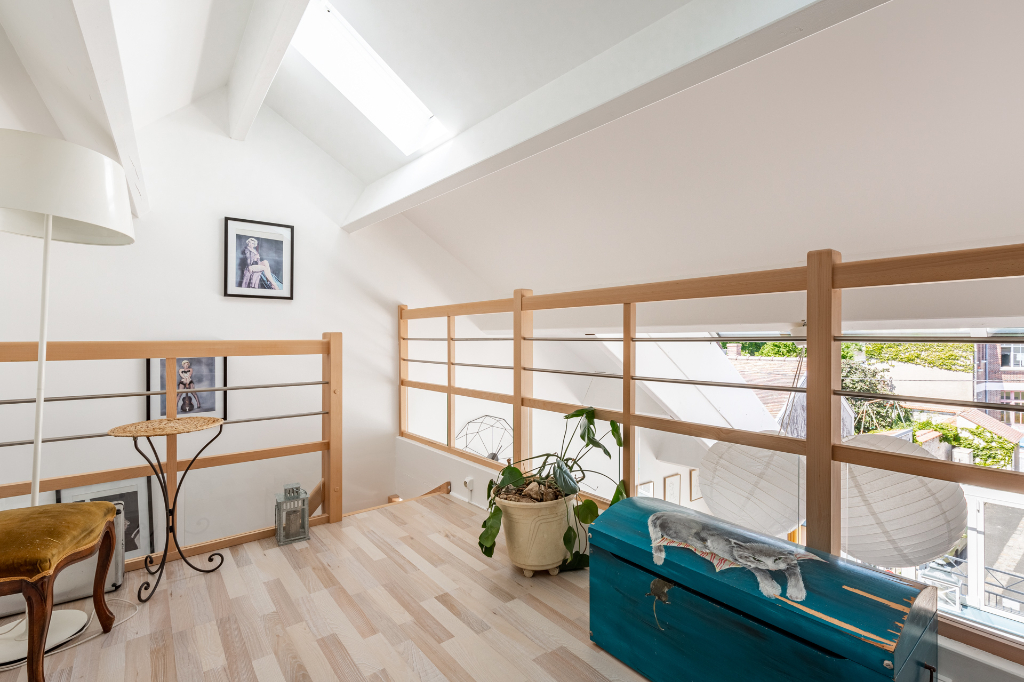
[0, 502, 117, 681]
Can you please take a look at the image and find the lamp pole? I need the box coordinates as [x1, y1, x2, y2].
[30, 214, 52, 507]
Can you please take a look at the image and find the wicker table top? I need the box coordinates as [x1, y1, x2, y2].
[108, 417, 224, 438]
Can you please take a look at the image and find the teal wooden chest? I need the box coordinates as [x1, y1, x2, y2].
[589, 498, 938, 682]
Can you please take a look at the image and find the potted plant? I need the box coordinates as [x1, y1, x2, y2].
[477, 407, 629, 576]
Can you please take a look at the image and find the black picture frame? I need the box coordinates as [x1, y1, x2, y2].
[146, 357, 228, 420]
[56, 478, 155, 559]
[223, 217, 295, 300]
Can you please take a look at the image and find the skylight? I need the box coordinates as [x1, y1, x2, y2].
[292, 0, 447, 155]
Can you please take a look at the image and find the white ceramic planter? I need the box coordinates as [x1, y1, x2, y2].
[495, 494, 575, 577]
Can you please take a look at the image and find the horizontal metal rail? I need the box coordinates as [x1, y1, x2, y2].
[522, 367, 805, 391]
[223, 410, 327, 425]
[524, 367, 622, 379]
[401, 358, 514, 370]
[636, 336, 806, 343]
[0, 432, 109, 448]
[452, 361, 514, 370]
[404, 337, 514, 341]
[524, 336, 808, 343]
[525, 337, 621, 342]
[838, 335, 1024, 343]
[0, 410, 329, 448]
[0, 380, 328, 406]
[835, 390, 1024, 413]
[634, 375, 806, 393]
[0, 390, 165, 406]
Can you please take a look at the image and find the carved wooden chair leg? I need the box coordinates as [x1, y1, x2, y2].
[92, 522, 115, 632]
[21, 575, 54, 682]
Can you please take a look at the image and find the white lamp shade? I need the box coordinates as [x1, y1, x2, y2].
[700, 438, 805, 538]
[842, 434, 967, 568]
[699, 433, 967, 568]
[0, 129, 134, 245]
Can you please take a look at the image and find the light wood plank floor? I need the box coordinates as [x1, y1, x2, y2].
[0, 494, 647, 682]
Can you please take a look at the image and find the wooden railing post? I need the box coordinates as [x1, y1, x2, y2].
[398, 305, 408, 436]
[806, 250, 842, 554]
[623, 303, 637, 496]
[513, 289, 533, 467]
[323, 332, 343, 522]
[164, 358, 178, 539]
[447, 316, 455, 447]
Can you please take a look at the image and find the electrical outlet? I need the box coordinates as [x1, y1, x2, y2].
[464, 477, 474, 491]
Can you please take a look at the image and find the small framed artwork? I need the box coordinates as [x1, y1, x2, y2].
[147, 357, 227, 419]
[637, 481, 654, 498]
[57, 479, 153, 560]
[689, 469, 703, 501]
[664, 473, 682, 506]
[224, 217, 294, 299]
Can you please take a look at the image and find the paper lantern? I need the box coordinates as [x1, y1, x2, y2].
[699, 434, 967, 567]
[841, 434, 967, 568]
[699, 439, 805, 538]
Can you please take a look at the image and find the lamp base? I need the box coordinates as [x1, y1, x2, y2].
[0, 609, 88, 666]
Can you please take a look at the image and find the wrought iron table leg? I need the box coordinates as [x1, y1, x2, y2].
[131, 427, 225, 602]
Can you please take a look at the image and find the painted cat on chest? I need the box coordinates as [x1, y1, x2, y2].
[648, 512, 823, 601]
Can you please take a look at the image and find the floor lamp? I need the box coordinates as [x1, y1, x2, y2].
[0, 128, 134, 664]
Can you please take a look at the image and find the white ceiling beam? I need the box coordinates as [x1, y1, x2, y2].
[227, 0, 310, 141]
[72, 0, 148, 217]
[342, 0, 890, 233]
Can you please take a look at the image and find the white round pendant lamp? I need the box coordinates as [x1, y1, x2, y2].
[841, 433, 967, 568]
[699, 433, 967, 568]
[699, 437, 806, 539]
[0, 129, 133, 666]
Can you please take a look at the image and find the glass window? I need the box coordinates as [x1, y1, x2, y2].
[1002, 345, 1024, 368]
[1000, 391, 1024, 425]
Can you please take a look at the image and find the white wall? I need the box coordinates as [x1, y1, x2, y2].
[0, 89, 496, 546]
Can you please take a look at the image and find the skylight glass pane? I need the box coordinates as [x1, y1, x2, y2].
[292, 0, 447, 155]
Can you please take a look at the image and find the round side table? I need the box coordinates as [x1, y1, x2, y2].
[108, 416, 224, 602]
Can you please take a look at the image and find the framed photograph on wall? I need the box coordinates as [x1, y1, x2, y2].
[689, 469, 703, 501]
[224, 217, 294, 299]
[147, 357, 227, 419]
[57, 479, 153, 560]
[664, 473, 682, 506]
[637, 481, 654, 498]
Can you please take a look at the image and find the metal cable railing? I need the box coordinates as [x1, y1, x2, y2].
[0, 380, 327, 406]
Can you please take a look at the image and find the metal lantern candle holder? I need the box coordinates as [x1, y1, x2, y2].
[275, 483, 309, 545]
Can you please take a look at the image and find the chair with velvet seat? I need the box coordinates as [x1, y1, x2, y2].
[0, 502, 117, 681]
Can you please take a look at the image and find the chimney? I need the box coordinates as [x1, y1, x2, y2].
[727, 343, 741, 358]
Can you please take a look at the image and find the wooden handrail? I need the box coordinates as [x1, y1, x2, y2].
[833, 444, 1024, 494]
[0, 339, 328, 362]
[833, 242, 1024, 289]
[0, 440, 331, 500]
[402, 379, 514, 405]
[523, 266, 808, 311]
[401, 298, 514, 320]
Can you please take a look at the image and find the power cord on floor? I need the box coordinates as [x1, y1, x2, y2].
[0, 598, 140, 672]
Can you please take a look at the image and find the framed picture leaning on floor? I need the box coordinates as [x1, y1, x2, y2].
[57, 479, 153, 560]
[224, 217, 294, 299]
